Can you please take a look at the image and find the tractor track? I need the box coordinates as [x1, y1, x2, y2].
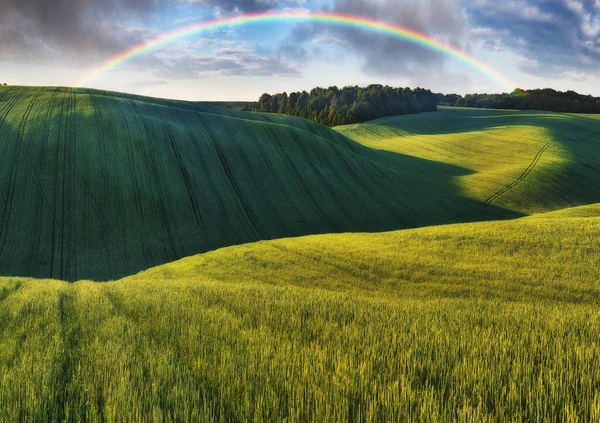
[49, 89, 68, 279]
[193, 114, 266, 240]
[134, 102, 181, 261]
[153, 106, 203, 253]
[216, 117, 289, 236]
[178, 113, 230, 248]
[0, 87, 47, 259]
[484, 140, 557, 206]
[107, 93, 154, 270]
[240, 120, 310, 234]
[260, 123, 337, 232]
[29, 87, 61, 276]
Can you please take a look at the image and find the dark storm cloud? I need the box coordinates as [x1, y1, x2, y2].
[0, 0, 303, 78]
[280, 0, 468, 77]
[466, 0, 600, 77]
[0, 0, 165, 64]
[0, 0, 303, 64]
[183, 0, 305, 13]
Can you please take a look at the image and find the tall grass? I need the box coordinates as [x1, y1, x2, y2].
[1, 207, 599, 421]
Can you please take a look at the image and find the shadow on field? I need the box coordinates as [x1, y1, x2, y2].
[0, 87, 523, 282]
[364, 108, 600, 212]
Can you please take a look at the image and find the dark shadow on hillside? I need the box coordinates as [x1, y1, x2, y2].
[0, 88, 523, 282]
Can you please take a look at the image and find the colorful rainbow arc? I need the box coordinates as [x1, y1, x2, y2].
[76, 10, 515, 90]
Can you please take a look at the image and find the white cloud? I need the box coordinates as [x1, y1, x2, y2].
[514, 54, 540, 71]
[473, 0, 554, 22]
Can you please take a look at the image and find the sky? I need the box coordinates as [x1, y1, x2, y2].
[0, 0, 598, 101]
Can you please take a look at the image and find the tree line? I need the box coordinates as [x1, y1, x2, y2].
[436, 88, 600, 114]
[250, 85, 438, 126]
[248, 86, 598, 126]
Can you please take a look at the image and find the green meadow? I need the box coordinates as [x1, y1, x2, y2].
[1, 206, 600, 421]
[337, 107, 600, 214]
[1, 86, 599, 421]
[0, 87, 515, 281]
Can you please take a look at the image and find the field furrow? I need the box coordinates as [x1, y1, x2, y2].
[485, 140, 558, 205]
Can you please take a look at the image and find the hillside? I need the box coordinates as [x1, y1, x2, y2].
[0, 87, 519, 281]
[1, 88, 598, 281]
[132, 203, 600, 299]
[1, 206, 599, 421]
[337, 107, 600, 215]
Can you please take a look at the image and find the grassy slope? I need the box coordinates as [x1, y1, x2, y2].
[2, 91, 599, 419]
[2, 89, 598, 281]
[336, 107, 600, 214]
[0, 87, 501, 281]
[1, 206, 600, 421]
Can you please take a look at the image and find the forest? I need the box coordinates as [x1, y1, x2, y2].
[251, 85, 439, 126]
[437, 88, 600, 114]
[250, 86, 599, 127]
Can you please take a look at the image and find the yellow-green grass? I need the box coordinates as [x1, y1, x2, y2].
[1, 208, 600, 421]
[336, 107, 600, 215]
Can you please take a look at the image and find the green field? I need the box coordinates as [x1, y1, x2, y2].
[337, 107, 600, 214]
[1, 87, 600, 421]
[1, 205, 600, 421]
[5, 88, 600, 281]
[0, 87, 521, 281]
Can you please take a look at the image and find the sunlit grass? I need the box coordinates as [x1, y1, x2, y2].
[1, 208, 599, 421]
[336, 107, 600, 215]
[1, 87, 599, 420]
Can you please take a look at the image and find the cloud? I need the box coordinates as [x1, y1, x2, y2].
[182, 0, 305, 13]
[0, 0, 302, 80]
[280, 0, 468, 77]
[281, 0, 598, 83]
[466, 0, 600, 77]
[3, 0, 597, 88]
[151, 44, 300, 78]
[0, 0, 164, 65]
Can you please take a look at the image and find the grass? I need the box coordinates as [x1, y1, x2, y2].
[1, 206, 600, 421]
[1, 88, 600, 420]
[3, 88, 599, 281]
[336, 107, 600, 214]
[0, 86, 459, 281]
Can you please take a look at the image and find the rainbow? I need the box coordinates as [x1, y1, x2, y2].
[77, 10, 515, 90]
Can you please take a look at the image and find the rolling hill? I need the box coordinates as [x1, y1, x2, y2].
[1, 87, 599, 420]
[0, 87, 523, 281]
[0, 87, 598, 282]
[1, 204, 599, 421]
[337, 107, 600, 215]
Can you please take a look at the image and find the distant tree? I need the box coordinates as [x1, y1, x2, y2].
[277, 92, 288, 114]
[254, 85, 439, 126]
[258, 93, 272, 112]
[286, 92, 299, 114]
[295, 92, 309, 118]
[327, 95, 339, 125]
[434, 88, 600, 114]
